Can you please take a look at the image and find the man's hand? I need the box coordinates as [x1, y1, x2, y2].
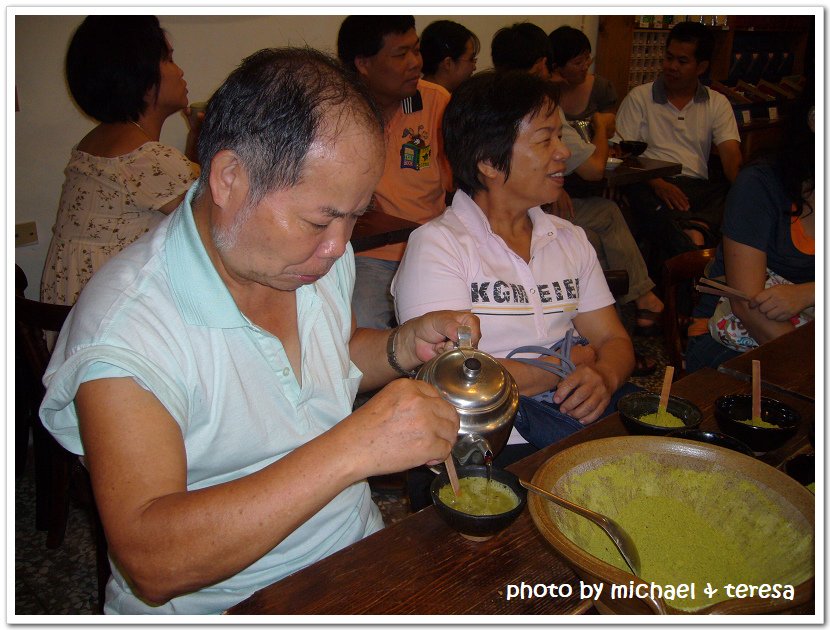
[551, 364, 613, 425]
[649, 178, 690, 211]
[349, 379, 460, 472]
[750, 283, 814, 322]
[396, 311, 481, 368]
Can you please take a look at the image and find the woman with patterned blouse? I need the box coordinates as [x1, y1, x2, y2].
[41, 16, 200, 307]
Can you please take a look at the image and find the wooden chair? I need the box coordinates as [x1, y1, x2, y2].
[15, 271, 110, 612]
[661, 248, 717, 378]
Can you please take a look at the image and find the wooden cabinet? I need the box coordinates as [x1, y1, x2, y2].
[595, 15, 813, 102]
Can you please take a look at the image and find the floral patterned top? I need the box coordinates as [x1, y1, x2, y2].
[40, 142, 199, 306]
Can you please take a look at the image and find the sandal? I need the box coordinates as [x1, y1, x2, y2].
[633, 308, 663, 337]
[631, 351, 658, 377]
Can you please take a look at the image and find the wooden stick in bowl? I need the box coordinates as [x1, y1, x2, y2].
[658, 366, 674, 416]
[445, 455, 461, 496]
[752, 360, 762, 422]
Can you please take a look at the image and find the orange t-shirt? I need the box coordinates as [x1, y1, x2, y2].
[358, 80, 453, 261]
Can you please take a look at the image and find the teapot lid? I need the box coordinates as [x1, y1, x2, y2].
[417, 346, 516, 416]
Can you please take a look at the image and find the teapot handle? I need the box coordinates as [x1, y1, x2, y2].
[456, 325, 473, 349]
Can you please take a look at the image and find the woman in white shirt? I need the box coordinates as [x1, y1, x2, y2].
[393, 70, 636, 476]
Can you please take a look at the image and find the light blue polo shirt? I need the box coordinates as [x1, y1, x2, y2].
[40, 184, 383, 614]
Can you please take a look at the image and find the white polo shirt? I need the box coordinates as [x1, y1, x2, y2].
[614, 78, 740, 180]
[392, 191, 613, 444]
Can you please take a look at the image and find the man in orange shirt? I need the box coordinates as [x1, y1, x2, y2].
[338, 15, 453, 329]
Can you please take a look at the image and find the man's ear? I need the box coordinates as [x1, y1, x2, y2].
[353, 55, 372, 80]
[208, 149, 248, 210]
[696, 59, 710, 78]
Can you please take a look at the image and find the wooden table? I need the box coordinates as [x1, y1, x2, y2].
[350, 210, 420, 253]
[566, 156, 683, 195]
[228, 367, 814, 616]
[718, 322, 815, 402]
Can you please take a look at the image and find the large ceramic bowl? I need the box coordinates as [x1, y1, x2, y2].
[527, 436, 814, 614]
[431, 465, 527, 542]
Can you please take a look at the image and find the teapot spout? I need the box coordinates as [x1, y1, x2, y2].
[453, 434, 494, 466]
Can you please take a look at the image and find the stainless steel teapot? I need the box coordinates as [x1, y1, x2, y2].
[416, 326, 519, 465]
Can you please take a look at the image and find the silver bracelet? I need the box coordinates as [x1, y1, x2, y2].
[386, 327, 418, 378]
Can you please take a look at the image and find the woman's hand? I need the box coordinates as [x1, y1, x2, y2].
[750, 283, 814, 322]
[552, 364, 612, 425]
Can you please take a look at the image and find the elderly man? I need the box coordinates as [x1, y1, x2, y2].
[615, 20, 742, 263]
[40, 48, 476, 615]
[337, 16, 453, 330]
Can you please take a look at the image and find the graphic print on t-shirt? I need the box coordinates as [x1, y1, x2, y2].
[399, 125, 432, 171]
[470, 277, 580, 316]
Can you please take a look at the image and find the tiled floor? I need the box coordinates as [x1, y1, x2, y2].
[14, 304, 668, 615]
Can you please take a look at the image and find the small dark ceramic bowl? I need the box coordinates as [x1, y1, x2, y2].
[785, 453, 815, 487]
[619, 140, 648, 156]
[431, 465, 527, 541]
[618, 391, 703, 435]
[715, 394, 800, 453]
[666, 428, 755, 457]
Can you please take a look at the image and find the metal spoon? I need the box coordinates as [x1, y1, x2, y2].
[520, 479, 641, 576]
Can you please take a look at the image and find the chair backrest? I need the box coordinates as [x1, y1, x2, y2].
[16, 296, 72, 387]
[662, 248, 717, 376]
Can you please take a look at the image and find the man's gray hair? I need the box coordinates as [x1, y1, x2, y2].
[195, 47, 384, 207]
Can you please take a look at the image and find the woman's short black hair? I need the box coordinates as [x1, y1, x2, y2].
[65, 16, 169, 123]
[491, 22, 551, 72]
[420, 20, 480, 75]
[443, 70, 560, 196]
[548, 25, 591, 70]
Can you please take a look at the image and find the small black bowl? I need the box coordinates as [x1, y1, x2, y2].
[430, 465, 527, 541]
[714, 394, 800, 453]
[618, 391, 703, 435]
[666, 428, 755, 457]
[619, 140, 648, 157]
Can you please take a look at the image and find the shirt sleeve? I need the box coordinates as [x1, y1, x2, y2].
[563, 121, 596, 175]
[722, 164, 775, 252]
[392, 223, 471, 323]
[613, 86, 645, 143]
[593, 75, 618, 112]
[710, 90, 741, 146]
[131, 143, 200, 212]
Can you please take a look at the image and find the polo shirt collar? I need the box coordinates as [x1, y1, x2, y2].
[652, 75, 709, 104]
[401, 89, 424, 114]
[451, 190, 559, 242]
[164, 184, 254, 328]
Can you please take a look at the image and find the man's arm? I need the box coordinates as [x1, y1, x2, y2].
[571, 112, 616, 181]
[78, 314, 471, 604]
[349, 310, 480, 391]
[716, 139, 743, 183]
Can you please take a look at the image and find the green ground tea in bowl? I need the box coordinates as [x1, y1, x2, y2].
[438, 477, 519, 516]
[549, 452, 814, 612]
[639, 411, 685, 428]
[737, 416, 779, 428]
